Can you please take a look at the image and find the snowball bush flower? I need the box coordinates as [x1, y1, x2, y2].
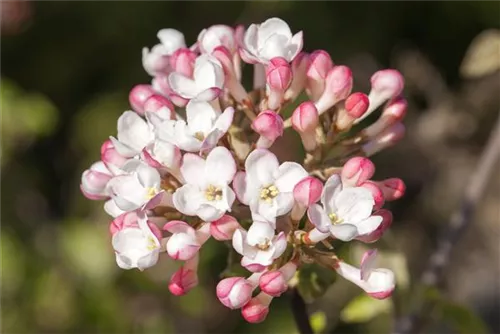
[81, 17, 406, 324]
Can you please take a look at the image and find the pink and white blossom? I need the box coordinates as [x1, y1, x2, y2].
[80, 161, 113, 200]
[259, 261, 297, 296]
[163, 221, 210, 261]
[169, 254, 199, 296]
[198, 25, 236, 54]
[173, 147, 236, 222]
[110, 111, 154, 158]
[216, 273, 261, 309]
[241, 292, 273, 323]
[210, 215, 241, 241]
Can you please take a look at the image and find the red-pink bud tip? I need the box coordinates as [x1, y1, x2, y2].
[291, 101, 319, 132]
[266, 57, 292, 91]
[143, 94, 174, 114]
[129, 84, 155, 115]
[341, 157, 376, 187]
[345, 92, 369, 118]
[293, 176, 323, 207]
[307, 50, 333, 79]
[381, 178, 406, 201]
[259, 271, 287, 297]
[251, 110, 284, 141]
[241, 298, 270, 323]
[361, 181, 385, 210]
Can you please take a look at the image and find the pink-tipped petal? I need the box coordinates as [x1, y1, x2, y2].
[293, 176, 323, 207]
[345, 92, 369, 119]
[241, 293, 272, 323]
[216, 277, 254, 309]
[360, 181, 385, 210]
[259, 270, 287, 297]
[129, 84, 155, 115]
[210, 215, 241, 241]
[377, 178, 406, 201]
[251, 110, 284, 144]
[341, 157, 376, 188]
[266, 57, 292, 91]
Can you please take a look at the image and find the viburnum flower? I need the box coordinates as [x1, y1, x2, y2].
[232, 221, 287, 272]
[156, 100, 234, 153]
[173, 147, 236, 222]
[241, 17, 303, 64]
[81, 16, 407, 326]
[307, 174, 383, 242]
[234, 149, 308, 222]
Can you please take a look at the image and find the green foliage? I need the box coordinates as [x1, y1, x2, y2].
[340, 294, 392, 324]
[297, 263, 337, 303]
[310, 311, 327, 333]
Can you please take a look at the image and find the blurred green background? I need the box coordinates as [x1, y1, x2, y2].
[1, 1, 499, 333]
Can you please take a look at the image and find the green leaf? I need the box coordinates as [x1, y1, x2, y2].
[310, 311, 327, 333]
[297, 263, 337, 303]
[340, 294, 392, 324]
[438, 300, 489, 334]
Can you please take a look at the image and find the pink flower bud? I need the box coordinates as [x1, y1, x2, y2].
[241, 293, 273, 323]
[292, 102, 319, 151]
[360, 181, 385, 210]
[212, 46, 249, 104]
[251, 111, 284, 148]
[169, 255, 199, 296]
[306, 50, 333, 101]
[80, 161, 113, 200]
[285, 52, 310, 102]
[376, 178, 406, 201]
[169, 48, 197, 77]
[210, 215, 240, 241]
[129, 84, 155, 115]
[362, 122, 405, 157]
[345, 92, 370, 119]
[216, 277, 254, 309]
[362, 97, 407, 138]
[341, 157, 375, 187]
[266, 57, 292, 91]
[109, 212, 163, 240]
[100, 140, 128, 172]
[315, 65, 353, 114]
[259, 271, 286, 297]
[143, 94, 174, 116]
[356, 209, 393, 243]
[293, 176, 323, 206]
[166, 232, 200, 261]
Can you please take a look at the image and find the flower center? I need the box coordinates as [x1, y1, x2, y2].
[194, 131, 205, 141]
[260, 185, 279, 203]
[205, 184, 223, 201]
[328, 212, 344, 225]
[145, 187, 158, 200]
[256, 239, 271, 251]
[146, 236, 158, 251]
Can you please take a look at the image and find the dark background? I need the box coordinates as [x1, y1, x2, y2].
[2, 1, 499, 333]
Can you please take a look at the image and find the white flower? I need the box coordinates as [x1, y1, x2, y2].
[173, 147, 236, 222]
[307, 174, 382, 241]
[168, 54, 224, 101]
[163, 221, 211, 261]
[80, 161, 113, 200]
[110, 111, 154, 158]
[232, 221, 287, 272]
[112, 212, 162, 271]
[335, 249, 395, 299]
[157, 100, 234, 153]
[142, 29, 186, 77]
[107, 160, 163, 212]
[157, 29, 187, 54]
[241, 18, 303, 64]
[197, 25, 236, 54]
[233, 149, 308, 222]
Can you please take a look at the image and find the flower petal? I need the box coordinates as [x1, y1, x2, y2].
[274, 162, 308, 193]
[245, 149, 279, 187]
[172, 184, 204, 216]
[335, 187, 374, 224]
[186, 100, 217, 134]
[356, 215, 383, 237]
[168, 72, 198, 98]
[329, 223, 358, 241]
[232, 171, 249, 204]
[180, 153, 206, 186]
[205, 147, 236, 186]
[307, 204, 331, 233]
[321, 174, 342, 212]
[197, 203, 224, 222]
[360, 249, 378, 281]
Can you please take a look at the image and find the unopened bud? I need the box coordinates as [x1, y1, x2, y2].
[217, 277, 255, 309]
[241, 292, 273, 323]
[252, 111, 284, 148]
[291, 102, 319, 151]
[341, 157, 375, 187]
[291, 176, 323, 220]
[306, 50, 333, 101]
[129, 84, 155, 115]
[266, 57, 292, 109]
[362, 97, 407, 138]
[170, 48, 197, 77]
[362, 122, 405, 157]
[210, 215, 240, 241]
[315, 65, 353, 114]
[376, 178, 406, 201]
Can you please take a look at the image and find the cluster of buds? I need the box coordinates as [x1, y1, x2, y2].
[81, 18, 406, 323]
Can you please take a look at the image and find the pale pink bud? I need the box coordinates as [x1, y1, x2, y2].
[291, 176, 323, 220]
[109, 211, 163, 240]
[356, 209, 393, 243]
[251, 111, 284, 148]
[285, 52, 310, 102]
[266, 57, 292, 110]
[169, 48, 197, 77]
[216, 277, 254, 309]
[129, 84, 155, 115]
[169, 256, 199, 296]
[210, 215, 240, 241]
[306, 50, 333, 101]
[100, 140, 128, 172]
[341, 157, 375, 187]
[241, 292, 273, 323]
[80, 161, 112, 200]
[362, 97, 407, 138]
[259, 271, 286, 297]
[266, 57, 292, 91]
[315, 65, 353, 115]
[212, 46, 249, 104]
[376, 178, 406, 201]
[360, 181, 385, 210]
[143, 94, 175, 116]
[362, 122, 405, 157]
[291, 101, 319, 152]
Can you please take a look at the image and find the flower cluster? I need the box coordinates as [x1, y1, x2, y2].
[81, 18, 406, 323]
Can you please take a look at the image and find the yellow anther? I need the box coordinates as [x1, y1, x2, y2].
[146, 236, 158, 251]
[256, 239, 271, 251]
[145, 187, 157, 200]
[194, 131, 205, 141]
[260, 184, 279, 203]
[205, 184, 223, 201]
[328, 212, 344, 225]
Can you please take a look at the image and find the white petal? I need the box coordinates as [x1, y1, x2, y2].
[360, 249, 378, 281]
[250, 198, 278, 223]
[205, 147, 236, 186]
[364, 268, 395, 294]
[186, 100, 217, 134]
[274, 192, 295, 216]
[104, 199, 126, 217]
[271, 232, 287, 258]
[356, 216, 383, 236]
[193, 55, 224, 91]
[137, 250, 160, 270]
[115, 253, 133, 270]
[232, 171, 249, 205]
[329, 223, 358, 241]
[259, 34, 290, 61]
[258, 18, 292, 46]
[157, 28, 186, 54]
[136, 163, 161, 188]
[274, 162, 308, 193]
[172, 184, 204, 216]
[213, 106, 234, 133]
[307, 204, 332, 233]
[243, 24, 259, 56]
[321, 174, 342, 212]
[286, 31, 303, 62]
[110, 136, 138, 158]
[232, 229, 246, 256]
[335, 187, 374, 223]
[117, 111, 153, 152]
[247, 221, 275, 247]
[180, 153, 206, 186]
[245, 149, 279, 188]
[168, 72, 198, 98]
[197, 204, 224, 222]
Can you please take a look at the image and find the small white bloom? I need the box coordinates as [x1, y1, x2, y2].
[197, 25, 236, 54]
[107, 160, 163, 212]
[80, 161, 113, 200]
[110, 111, 154, 158]
[308, 174, 382, 241]
[241, 17, 303, 64]
[112, 212, 162, 271]
[157, 100, 234, 153]
[168, 54, 224, 101]
[173, 147, 236, 222]
[232, 221, 287, 272]
[233, 149, 308, 222]
[142, 45, 171, 77]
[335, 249, 395, 299]
[157, 29, 187, 54]
[163, 221, 211, 261]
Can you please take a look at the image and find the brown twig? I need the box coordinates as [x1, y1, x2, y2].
[392, 113, 500, 334]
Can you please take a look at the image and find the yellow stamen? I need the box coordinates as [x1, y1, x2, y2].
[194, 131, 205, 141]
[145, 187, 157, 200]
[146, 236, 158, 251]
[260, 185, 279, 203]
[256, 239, 270, 250]
[328, 212, 343, 225]
[205, 184, 223, 201]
